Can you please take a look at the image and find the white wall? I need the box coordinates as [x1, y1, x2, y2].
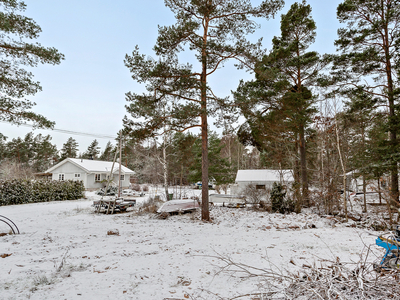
[232, 181, 293, 195]
[51, 161, 131, 190]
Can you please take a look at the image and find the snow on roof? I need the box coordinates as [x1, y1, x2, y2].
[235, 169, 294, 183]
[46, 158, 135, 174]
[345, 170, 360, 176]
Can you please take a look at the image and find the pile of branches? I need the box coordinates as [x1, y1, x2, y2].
[204, 250, 400, 300]
[286, 259, 400, 299]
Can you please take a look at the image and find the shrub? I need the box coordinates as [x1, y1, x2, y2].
[241, 184, 270, 211]
[139, 196, 163, 214]
[0, 179, 85, 206]
[131, 183, 141, 191]
[270, 182, 295, 214]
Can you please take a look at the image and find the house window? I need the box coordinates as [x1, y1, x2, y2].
[256, 185, 265, 190]
[74, 173, 81, 178]
[58, 174, 65, 181]
[120, 174, 125, 181]
[95, 174, 101, 182]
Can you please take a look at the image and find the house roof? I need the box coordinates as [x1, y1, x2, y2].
[235, 169, 294, 183]
[45, 158, 135, 174]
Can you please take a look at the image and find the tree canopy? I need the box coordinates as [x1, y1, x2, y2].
[124, 0, 284, 220]
[0, 0, 64, 128]
[60, 137, 79, 161]
[234, 0, 322, 205]
[329, 0, 400, 201]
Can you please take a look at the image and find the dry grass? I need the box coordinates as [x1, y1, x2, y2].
[138, 197, 163, 215]
[131, 184, 141, 191]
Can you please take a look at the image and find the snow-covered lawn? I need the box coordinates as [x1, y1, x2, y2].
[0, 191, 384, 300]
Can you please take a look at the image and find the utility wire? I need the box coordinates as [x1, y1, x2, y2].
[0, 120, 118, 140]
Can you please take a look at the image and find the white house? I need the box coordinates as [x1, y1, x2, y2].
[44, 158, 135, 190]
[231, 169, 294, 194]
[345, 170, 386, 193]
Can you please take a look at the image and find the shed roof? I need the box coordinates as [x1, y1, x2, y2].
[46, 158, 135, 174]
[235, 169, 294, 183]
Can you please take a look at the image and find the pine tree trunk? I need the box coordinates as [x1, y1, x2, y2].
[378, 178, 382, 205]
[299, 124, 308, 206]
[361, 126, 367, 213]
[383, 23, 399, 203]
[200, 16, 210, 221]
[163, 141, 168, 201]
[335, 116, 348, 221]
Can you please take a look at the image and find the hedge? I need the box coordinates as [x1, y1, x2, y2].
[0, 179, 85, 206]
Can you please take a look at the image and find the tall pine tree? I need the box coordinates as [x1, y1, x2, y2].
[99, 141, 115, 161]
[330, 0, 400, 202]
[82, 139, 100, 160]
[235, 1, 323, 206]
[0, 0, 64, 128]
[60, 137, 79, 161]
[31, 134, 58, 172]
[124, 0, 284, 221]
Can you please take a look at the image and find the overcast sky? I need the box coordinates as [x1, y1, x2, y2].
[0, 0, 341, 154]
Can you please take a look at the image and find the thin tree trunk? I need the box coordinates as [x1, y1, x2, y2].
[163, 137, 168, 201]
[362, 175, 367, 213]
[180, 165, 183, 199]
[335, 116, 348, 221]
[383, 20, 399, 203]
[378, 178, 382, 205]
[200, 16, 210, 221]
[299, 124, 308, 206]
[361, 126, 367, 213]
[118, 136, 122, 198]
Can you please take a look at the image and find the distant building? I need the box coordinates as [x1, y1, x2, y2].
[43, 158, 135, 190]
[345, 170, 387, 193]
[231, 169, 294, 194]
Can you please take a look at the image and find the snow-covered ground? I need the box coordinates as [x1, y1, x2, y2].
[0, 189, 385, 300]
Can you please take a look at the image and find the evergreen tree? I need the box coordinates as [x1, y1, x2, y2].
[330, 0, 400, 202]
[82, 139, 100, 160]
[99, 141, 115, 161]
[4, 132, 57, 172]
[189, 132, 232, 185]
[169, 132, 197, 186]
[6, 132, 34, 165]
[124, 0, 284, 221]
[235, 1, 322, 205]
[0, 133, 7, 162]
[31, 134, 58, 172]
[270, 181, 295, 213]
[341, 90, 377, 212]
[121, 138, 144, 176]
[0, 1, 64, 128]
[60, 137, 79, 161]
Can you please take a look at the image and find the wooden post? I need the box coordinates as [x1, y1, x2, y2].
[118, 134, 122, 198]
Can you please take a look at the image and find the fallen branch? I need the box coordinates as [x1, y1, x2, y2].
[202, 246, 400, 300]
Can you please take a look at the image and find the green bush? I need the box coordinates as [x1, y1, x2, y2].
[0, 179, 85, 206]
[271, 182, 295, 214]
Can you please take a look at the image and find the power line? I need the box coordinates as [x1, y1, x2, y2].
[0, 121, 118, 140]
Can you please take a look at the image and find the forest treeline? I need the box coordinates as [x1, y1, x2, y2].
[0, 131, 260, 186]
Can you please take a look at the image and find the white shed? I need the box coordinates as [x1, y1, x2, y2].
[231, 169, 294, 194]
[44, 158, 135, 190]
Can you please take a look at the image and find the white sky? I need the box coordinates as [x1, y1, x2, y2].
[0, 0, 341, 153]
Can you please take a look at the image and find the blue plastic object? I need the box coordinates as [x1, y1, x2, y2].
[376, 236, 400, 268]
